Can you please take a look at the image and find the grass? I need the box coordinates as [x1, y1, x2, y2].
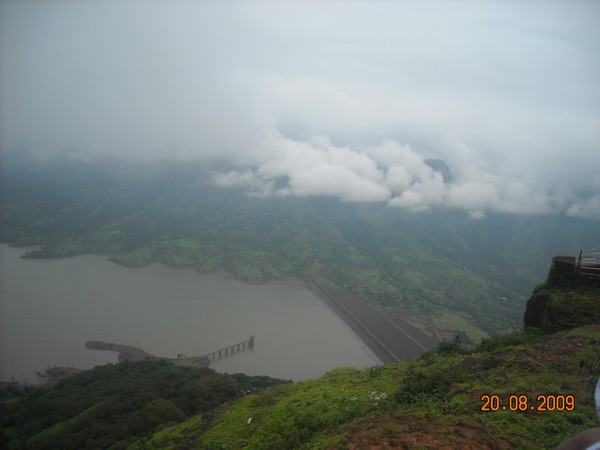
[198, 395, 261, 449]
[197, 367, 402, 449]
[144, 323, 599, 449]
[131, 414, 203, 449]
[430, 309, 491, 343]
[175, 325, 600, 449]
[25, 420, 68, 449]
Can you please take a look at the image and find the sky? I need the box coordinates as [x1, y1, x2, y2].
[1, 0, 599, 218]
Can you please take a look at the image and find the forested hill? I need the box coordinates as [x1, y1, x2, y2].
[1, 152, 598, 336]
[1, 264, 599, 449]
[130, 270, 600, 449]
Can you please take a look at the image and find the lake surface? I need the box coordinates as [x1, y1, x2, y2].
[0, 244, 378, 383]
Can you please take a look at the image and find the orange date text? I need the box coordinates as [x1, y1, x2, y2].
[480, 394, 575, 412]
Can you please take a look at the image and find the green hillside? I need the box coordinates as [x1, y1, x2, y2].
[1, 155, 598, 338]
[1, 267, 599, 449]
[0, 361, 289, 449]
[524, 257, 600, 332]
[129, 325, 599, 449]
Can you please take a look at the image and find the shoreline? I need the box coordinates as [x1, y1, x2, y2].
[85, 341, 158, 363]
[0, 241, 290, 286]
[26, 341, 213, 386]
[2, 243, 436, 383]
[85, 341, 211, 366]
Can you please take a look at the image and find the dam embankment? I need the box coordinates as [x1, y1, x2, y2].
[307, 281, 437, 363]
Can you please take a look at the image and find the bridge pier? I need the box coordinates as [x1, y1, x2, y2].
[199, 336, 255, 363]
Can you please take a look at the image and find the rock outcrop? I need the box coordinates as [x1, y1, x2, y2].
[524, 255, 600, 331]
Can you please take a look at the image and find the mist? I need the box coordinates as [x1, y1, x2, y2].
[1, 0, 599, 217]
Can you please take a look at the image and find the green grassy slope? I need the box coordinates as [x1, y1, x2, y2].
[0, 361, 288, 450]
[2, 260, 598, 449]
[132, 325, 599, 449]
[524, 263, 600, 333]
[3, 326, 597, 450]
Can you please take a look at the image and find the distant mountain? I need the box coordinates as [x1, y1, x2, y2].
[424, 158, 453, 182]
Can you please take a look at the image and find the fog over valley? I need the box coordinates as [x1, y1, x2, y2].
[1, 2, 599, 449]
[1, 0, 599, 217]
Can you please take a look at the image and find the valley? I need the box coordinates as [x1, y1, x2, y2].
[2, 157, 597, 343]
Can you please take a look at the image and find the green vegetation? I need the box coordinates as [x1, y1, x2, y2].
[1, 325, 600, 449]
[1, 239, 598, 448]
[127, 322, 600, 449]
[428, 309, 491, 343]
[0, 360, 288, 449]
[524, 264, 600, 332]
[526, 284, 600, 332]
[2, 155, 597, 339]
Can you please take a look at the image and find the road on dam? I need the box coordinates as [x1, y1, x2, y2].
[307, 281, 438, 364]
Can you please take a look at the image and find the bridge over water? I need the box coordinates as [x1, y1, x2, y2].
[192, 336, 255, 363]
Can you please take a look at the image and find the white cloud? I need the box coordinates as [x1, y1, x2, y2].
[210, 128, 600, 217]
[385, 166, 413, 193]
[469, 210, 486, 220]
[211, 170, 258, 189]
[567, 196, 600, 219]
[448, 181, 499, 212]
[288, 163, 390, 203]
[212, 130, 391, 203]
[2, 1, 599, 217]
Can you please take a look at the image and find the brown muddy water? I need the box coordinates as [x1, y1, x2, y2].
[0, 244, 378, 383]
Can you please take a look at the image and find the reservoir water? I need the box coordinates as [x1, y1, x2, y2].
[0, 244, 378, 383]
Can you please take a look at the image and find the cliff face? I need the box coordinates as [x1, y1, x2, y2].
[524, 256, 600, 331]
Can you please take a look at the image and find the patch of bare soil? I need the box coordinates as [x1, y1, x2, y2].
[334, 414, 516, 449]
[528, 332, 599, 371]
[334, 328, 600, 449]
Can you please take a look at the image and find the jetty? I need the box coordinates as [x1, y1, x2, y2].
[198, 336, 255, 362]
[85, 341, 155, 362]
[85, 337, 255, 367]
